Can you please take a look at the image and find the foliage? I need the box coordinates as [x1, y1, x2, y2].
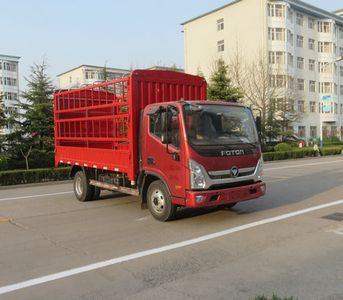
[21, 60, 54, 151]
[5, 60, 54, 170]
[208, 58, 242, 102]
[254, 295, 297, 300]
[0, 154, 8, 170]
[263, 149, 316, 161]
[263, 146, 342, 161]
[0, 93, 6, 129]
[319, 146, 342, 156]
[229, 50, 301, 144]
[323, 136, 342, 146]
[274, 143, 292, 152]
[0, 167, 70, 186]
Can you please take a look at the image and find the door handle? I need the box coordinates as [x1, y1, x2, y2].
[147, 157, 156, 165]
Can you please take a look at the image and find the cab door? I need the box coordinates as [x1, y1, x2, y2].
[142, 105, 186, 199]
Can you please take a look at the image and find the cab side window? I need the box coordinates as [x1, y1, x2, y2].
[149, 107, 180, 149]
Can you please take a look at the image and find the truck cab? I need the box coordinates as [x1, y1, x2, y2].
[141, 101, 265, 221]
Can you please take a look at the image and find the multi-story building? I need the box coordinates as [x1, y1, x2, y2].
[182, 0, 343, 142]
[0, 54, 20, 134]
[57, 65, 130, 89]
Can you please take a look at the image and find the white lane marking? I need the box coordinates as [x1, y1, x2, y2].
[326, 226, 343, 236]
[1, 199, 343, 295]
[265, 159, 343, 171]
[135, 215, 151, 221]
[0, 192, 73, 202]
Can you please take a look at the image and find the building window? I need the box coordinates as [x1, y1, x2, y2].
[217, 18, 224, 31]
[341, 104, 343, 114]
[308, 17, 316, 29]
[318, 21, 331, 33]
[318, 42, 332, 53]
[308, 38, 315, 50]
[297, 57, 304, 69]
[309, 59, 315, 71]
[340, 66, 343, 77]
[297, 79, 304, 91]
[217, 40, 224, 52]
[269, 51, 285, 64]
[296, 35, 304, 48]
[298, 100, 305, 112]
[2, 62, 17, 72]
[309, 81, 316, 92]
[0, 77, 17, 86]
[270, 75, 287, 87]
[268, 28, 285, 41]
[310, 101, 316, 113]
[334, 84, 338, 95]
[310, 126, 317, 137]
[85, 71, 97, 80]
[287, 30, 294, 46]
[340, 47, 343, 56]
[339, 27, 343, 39]
[268, 4, 285, 17]
[318, 62, 332, 73]
[287, 8, 293, 22]
[287, 53, 294, 67]
[298, 126, 305, 137]
[296, 13, 303, 26]
[340, 85, 343, 95]
[319, 82, 332, 93]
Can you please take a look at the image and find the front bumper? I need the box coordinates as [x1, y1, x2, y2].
[184, 182, 266, 208]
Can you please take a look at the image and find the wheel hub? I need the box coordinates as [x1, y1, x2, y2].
[151, 189, 165, 213]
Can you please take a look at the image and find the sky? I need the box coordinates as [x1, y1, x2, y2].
[1, 0, 342, 89]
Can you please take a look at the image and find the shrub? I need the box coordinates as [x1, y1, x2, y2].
[274, 143, 292, 152]
[319, 146, 342, 156]
[263, 149, 316, 161]
[0, 167, 70, 186]
[255, 295, 297, 300]
[0, 154, 8, 171]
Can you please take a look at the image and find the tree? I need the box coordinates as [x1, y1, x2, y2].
[207, 58, 242, 102]
[5, 60, 55, 169]
[0, 93, 6, 129]
[21, 60, 55, 151]
[229, 51, 301, 143]
[0, 93, 6, 153]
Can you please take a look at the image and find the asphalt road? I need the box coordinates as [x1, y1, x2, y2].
[1, 156, 343, 300]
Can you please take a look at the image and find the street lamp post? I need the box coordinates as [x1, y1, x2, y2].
[319, 56, 343, 148]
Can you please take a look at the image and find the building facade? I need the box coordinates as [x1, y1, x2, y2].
[57, 65, 130, 89]
[0, 54, 20, 134]
[182, 0, 343, 142]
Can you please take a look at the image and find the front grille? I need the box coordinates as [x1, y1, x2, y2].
[208, 180, 255, 190]
[209, 169, 255, 180]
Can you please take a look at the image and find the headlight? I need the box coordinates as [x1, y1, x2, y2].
[257, 158, 263, 180]
[189, 159, 207, 189]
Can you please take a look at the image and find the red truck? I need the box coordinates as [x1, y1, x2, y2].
[54, 70, 265, 221]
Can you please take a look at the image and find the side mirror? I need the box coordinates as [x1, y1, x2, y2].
[255, 116, 262, 135]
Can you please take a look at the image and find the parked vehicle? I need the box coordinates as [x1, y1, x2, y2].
[54, 70, 265, 221]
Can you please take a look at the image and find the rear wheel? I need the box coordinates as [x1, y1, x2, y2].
[147, 180, 177, 222]
[73, 170, 94, 202]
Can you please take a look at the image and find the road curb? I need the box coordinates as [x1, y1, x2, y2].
[0, 180, 72, 190]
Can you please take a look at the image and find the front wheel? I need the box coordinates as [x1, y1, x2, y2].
[73, 171, 95, 202]
[147, 180, 177, 222]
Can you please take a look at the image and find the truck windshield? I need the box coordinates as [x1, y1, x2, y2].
[183, 104, 258, 146]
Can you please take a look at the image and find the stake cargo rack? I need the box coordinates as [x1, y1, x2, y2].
[54, 70, 207, 181]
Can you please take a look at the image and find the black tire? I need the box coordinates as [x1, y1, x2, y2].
[73, 171, 94, 202]
[147, 180, 177, 222]
[93, 187, 101, 200]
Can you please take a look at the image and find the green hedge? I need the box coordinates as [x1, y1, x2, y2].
[263, 146, 342, 161]
[319, 146, 343, 156]
[0, 167, 71, 186]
